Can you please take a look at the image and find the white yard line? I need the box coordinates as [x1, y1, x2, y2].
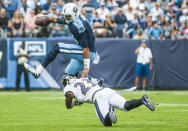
[29, 97, 65, 100]
[1, 91, 188, 95]
[0, 92, 64, 95]
[158, 103, 188, 106]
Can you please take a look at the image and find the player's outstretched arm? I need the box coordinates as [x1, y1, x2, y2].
[48, 15, 57, 23]
[65, 92, 74, 109]
[81, 48, 90, 78]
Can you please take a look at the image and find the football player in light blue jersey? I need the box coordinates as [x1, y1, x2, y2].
[24, 3, 100, 79]
[63, 74, 155, 126]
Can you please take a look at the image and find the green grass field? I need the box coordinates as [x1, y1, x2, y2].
[0, 90, 188, 131]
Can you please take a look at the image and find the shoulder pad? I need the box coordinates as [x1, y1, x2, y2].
[72, 18, 86, 33]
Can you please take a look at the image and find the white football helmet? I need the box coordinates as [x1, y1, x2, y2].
[62, 3, 79, 24]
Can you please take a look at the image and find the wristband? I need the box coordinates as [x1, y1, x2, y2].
[84, 59, 90, 69]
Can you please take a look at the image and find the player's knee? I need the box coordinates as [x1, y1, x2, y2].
[103, 115, 112, 126]
[124, 101, 132, 111]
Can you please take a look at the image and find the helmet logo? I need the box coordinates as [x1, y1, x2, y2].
[73, 6, 78, 13]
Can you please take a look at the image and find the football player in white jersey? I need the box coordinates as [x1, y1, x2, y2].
[63, 74, 155, 126]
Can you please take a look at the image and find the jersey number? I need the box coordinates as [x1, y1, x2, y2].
[74, 79, 93, 95]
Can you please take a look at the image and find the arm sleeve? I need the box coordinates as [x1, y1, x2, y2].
[56, 17, 66, 24]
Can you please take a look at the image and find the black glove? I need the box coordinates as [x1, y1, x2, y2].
[72, 100, 83, 106]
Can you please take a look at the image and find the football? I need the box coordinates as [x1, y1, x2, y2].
[35, 16, 51, 26]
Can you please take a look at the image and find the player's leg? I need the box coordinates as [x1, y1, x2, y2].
[23, 65, 30, 91]
[24, 44, 60, 78]
[93, 92, 113, 126]
[15, 64, 22, 91]
[64, 59, 83, 75]
[94, 100, 112, 126]
[108, 88, 155, 111]
[59, 43, 103, 84]
[142, 63, 150, 90]
[135, 63, 142, 89]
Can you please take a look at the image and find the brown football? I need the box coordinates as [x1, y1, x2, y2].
[35, 16, 51, 26]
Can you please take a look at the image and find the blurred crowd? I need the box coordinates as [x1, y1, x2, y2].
[0, 0, 187, 39]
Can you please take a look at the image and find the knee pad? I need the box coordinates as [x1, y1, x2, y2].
[124, 101, 132, 111]
[124, 99, 142, 111]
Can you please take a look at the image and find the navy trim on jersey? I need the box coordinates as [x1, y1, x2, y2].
[94, 100, 105, 125]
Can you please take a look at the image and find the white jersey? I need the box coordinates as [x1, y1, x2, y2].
[64, 78, 102, 103]
[17, 48, 29, 65]
[137, 47, 152, 65]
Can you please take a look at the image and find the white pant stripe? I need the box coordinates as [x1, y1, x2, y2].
[59, 49, 83, 54]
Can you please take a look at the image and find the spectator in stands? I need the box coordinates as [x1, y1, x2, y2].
[165, 3, 176, 20]
[149, 2, 164, 22]
[0, 27, 3, 37]
[129, 0, 139, 10]
[125, 14, 139, 38]
[11, 10, 24, 37]
[0, 8, 11, 37]
[137, 0, 146, 18]
[122, 0, 130, 13]
[49, 3, 57, 17]
[176, 22, 187, 39]
[50, 10, 70, 37]
[25, 9, 38, 37]
[16, 41, 30, 91]
[116, 0, 126, 8]
[135, 40, 152, 91]
[26, 0, 37, 10]
[145, 15, 153, 25]
[171, 23, 179, 39]
[133, 29, 146, 39]
[170, 0, 183, 8]
[157, 15, 166, 26]
[105, 0, 116, 11]
[82, 0, 95, 21]
[163, 17, 172, 39]
[110, 2, 119, 17]
[144, 22, 152, 40]
[41, 0, 52, 11]
[35, 2, 42, 15]
[124, 6, 135, 24]
[20, 0, 28, 18]
[149, 22, 163, 39]
[96, 2, 110, 21]
[3, 0, 22, 19]
[179, 9, 188, 23]
[114, 9, 127, 37]
[182, 0, 188, 9]
[56, 0, 64, 12]
[91, 12, 108, 37]
[104, 14, 117, 37]
[158, 0, 170, 10]
[144, 0, 155, 12]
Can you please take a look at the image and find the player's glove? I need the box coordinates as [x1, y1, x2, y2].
[72, 100, 83, 106]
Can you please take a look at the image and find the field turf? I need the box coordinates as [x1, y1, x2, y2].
[0, 90, 188, 131]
